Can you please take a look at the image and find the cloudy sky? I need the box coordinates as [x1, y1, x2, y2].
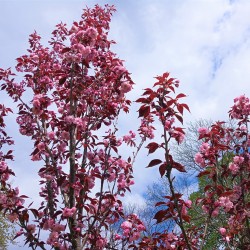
[0, 0, 250, 248]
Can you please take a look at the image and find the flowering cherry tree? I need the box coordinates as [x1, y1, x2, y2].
[0, 5, 145, 250]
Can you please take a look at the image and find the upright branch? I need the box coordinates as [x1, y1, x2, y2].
[136, 72, 195, 249]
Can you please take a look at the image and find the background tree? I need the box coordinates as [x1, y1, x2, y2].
[172, 119, 212, 173]
[0, 212, 16, 250]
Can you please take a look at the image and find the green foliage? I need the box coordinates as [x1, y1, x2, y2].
[0, 212, 16, 250]
[187, 177, 226, 249]
[186, 152, 235, 249]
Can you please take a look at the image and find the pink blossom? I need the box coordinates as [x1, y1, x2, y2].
[219, 196, 233, 212]
[96, 238, 106, 248]
[167, 232, 178, 241]
[202, 205, 209, 214]
[123, 130, 136, 145]
[108, 172, 116, 182]
[137, 224, 146, 231]
[37, 142, 45, 151]
[57, 142, 67, 153]
[65, 115, 74, 124]
[70, 24, 77, 33]
[211, 206, 220, 217]
[233, 156, 244, 164]
[87, 177, 95, 189]
[231, 95, 250, 118]
[199, 142, 210, 154]
[230, 185, 242, 201]
[47, 131, 56, 140]
[114, 65, 126, 75]
[27, 224, 36, 234]
[117, 179, 127, 189]
[75, 153, 82, 159]
[58, 107, 64, 114]
[120, 81, 132, 93]
[74, 117, 86, 129]
[47, 231, 59, 245]
[181, 206, 188, 216]
[198, 127, 209, 135]
[185, 200, 192, 208]
[140, 121, 155, 139]
[38, 211, 44, 218]
[86, 27, 98, 40]
[164, 118, 175, 130]
[194, 153, 205, 167]
[33, 94, 42, 108]
[81, 46, 91, 58]
[31, 154, 41, 161]
[219, 227, 226, 236]
[129, 231, 140, 242]
[114, 234, 122, 240]
[43, 219, 54, 230]
[0, 161, 7, 172]
[229, 162, 239, 174]
[123, 229, 130, 237]
[76, 30, 85, 39]
[7, 213, 18, 222]
[240, 125, 247, 131]
[121, 221, 132, 230]
[171, 130, 185, 144]
[117, 159, 127, 169]
[62, 207, 76, 217]
[129, 179, 135, 186]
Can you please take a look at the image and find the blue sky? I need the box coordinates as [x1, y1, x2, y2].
[1, 0, 250, 248]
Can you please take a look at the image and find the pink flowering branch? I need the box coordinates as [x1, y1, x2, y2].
[192, 95, 250, 248]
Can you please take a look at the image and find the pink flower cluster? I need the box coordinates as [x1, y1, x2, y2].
[123, 130, 136, 146]
[62, 207, 76, 217]
[218, 196, 233, 212]
[198, 127, 209, 135]
[228, 156, 244, 174]
[170, 128, 185, 144]
[16, 114, 36, 136]
[139, 116, 155, 139]
[194, 152, 205, 167]
[219, 228, 230, 243]
[164, 118, 175, 130]
[230, 95, 250, 119]
[121, 81, 132, 93]
[32, 94, 51, 115]
[120, 214, 145, 242]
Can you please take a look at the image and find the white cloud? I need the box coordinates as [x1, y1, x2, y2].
[123, 193, 146, 208]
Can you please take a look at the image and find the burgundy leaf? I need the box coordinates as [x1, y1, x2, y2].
[138, 105, 150, 118]
[146, 142, 159, 154]
[173, 162, 186, 172]
[146, 159, 162, 168]
[176, 93, 187, 99]
[159, 163, 166, 177]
